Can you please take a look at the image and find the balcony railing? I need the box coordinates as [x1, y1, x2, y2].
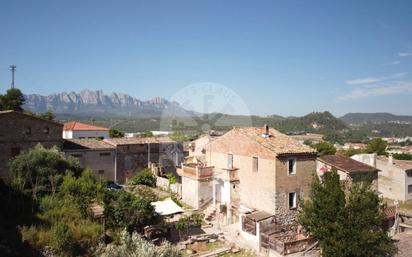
[181, 164, 214, 179]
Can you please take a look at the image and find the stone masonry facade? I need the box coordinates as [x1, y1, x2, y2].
[0, 111, 63, 177]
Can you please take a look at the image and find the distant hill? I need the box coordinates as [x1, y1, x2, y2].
[24, 90, 194, 118]
[276, 111, 349, 134]
[340, 113, 412, 124]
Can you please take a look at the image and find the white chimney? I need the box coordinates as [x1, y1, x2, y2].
[388, 154, 394, 165]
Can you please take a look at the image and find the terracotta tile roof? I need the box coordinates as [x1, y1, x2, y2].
[235, 127, 317, 155]
[63, 139, 114, 150]
[318, 155, 379, 174]
[63, 121, 109, 131]
[104, 136, 176, 146]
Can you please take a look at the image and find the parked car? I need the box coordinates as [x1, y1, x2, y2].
[107, 181, 123, 190]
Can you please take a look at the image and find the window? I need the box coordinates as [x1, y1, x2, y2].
[71, 153, 83, 158]
[252, 157, 258, 172]
[227, 154, 233, 169]
[289, 192, 297, 209]
[100, 152, 111, 157]
[288, 158, 296, 175]
[11, 147, 20, 158]
[24, 126, 31, 135]
[43, 127, 50, 134]
[408, 185, 412, 194]
[407, 170, 412, 177]
[98, 170, 105, 175]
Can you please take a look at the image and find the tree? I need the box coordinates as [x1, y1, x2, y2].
[312, 141, 336, 156]
[40, 110, 56, 121]
[104, 190, 156, 232]
[59, 169, 106, 215]
[130, 168, 156, 187]
[0, 88, 25, 111]
[9, 144, 82, 201]
[299, 169, 397, 257]
[366, 138, 387, 155]
[298, 170, 345, 256]
[109, 128, 124, 138]
[336, 182, 397, 257]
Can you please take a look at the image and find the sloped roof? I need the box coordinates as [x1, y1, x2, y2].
[151, 198, 184, 216]
[63, 121, 109, 131]
[318, 155, 379, 174]
[63, 139, 114, 150]
[0, 110, 62, 126]
[104, 136, 176, 146]
[235, 127, 316, 155]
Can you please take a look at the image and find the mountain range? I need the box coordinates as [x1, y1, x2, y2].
[23, 90, 412, 135]
[24, 90, 193, 118]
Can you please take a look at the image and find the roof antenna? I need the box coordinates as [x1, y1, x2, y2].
[9, 65, 16, 88]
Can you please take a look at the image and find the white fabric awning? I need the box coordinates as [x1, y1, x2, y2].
[151, 198, 184, 216]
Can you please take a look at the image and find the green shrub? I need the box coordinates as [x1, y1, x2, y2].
[165, 172, 177, 185]
[130, 169, 156, 187]
[190, 213, 204, 227]
[51, 223, 76, 256]
[104, 190, 156, 232]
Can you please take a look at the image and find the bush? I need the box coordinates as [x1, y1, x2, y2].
[130, 169, 156, 187]
[97, 231, 181, 257]
[165, 172, 177, 185]
[104, 190, 156, 232]
[51, 223, 76, 256]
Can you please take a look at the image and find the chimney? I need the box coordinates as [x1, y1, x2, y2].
[264, 124, 269, 135]
[388, 154, 394, 165]
[372, 153, 377, 168]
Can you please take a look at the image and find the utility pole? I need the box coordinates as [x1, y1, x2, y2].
[9, 65, 16, 88]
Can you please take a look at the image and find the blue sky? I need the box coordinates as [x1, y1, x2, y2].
[0, 0, 412, 116]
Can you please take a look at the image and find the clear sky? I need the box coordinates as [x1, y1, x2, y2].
[0, 0, 411, 116]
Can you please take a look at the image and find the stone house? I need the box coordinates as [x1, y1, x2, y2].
[317, 154, 379, 191]
[352, 154, 412, 202]
[0, 110, 63, 177]
[104, 137, 183, 183]
[63, 139, 116, 181]
[180, 126, 317, 252]
[204, 126, 317, 225]
[63, 121, 109, 139]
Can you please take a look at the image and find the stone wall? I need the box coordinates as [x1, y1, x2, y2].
[64, 149, 116, 181]
[0, 111, 63, 177]
[156, 175, 182, 196]
[275, 155, 316, 225]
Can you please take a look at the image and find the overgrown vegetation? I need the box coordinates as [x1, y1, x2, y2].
[96, 231, 181, 257]
[130, 168, 157, 187]
[1, 145, 166, 256]
[104, 189, 156, 233]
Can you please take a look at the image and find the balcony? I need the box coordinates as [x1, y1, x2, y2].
[181, 163, 214, 180]
[221, 167, 239, 182]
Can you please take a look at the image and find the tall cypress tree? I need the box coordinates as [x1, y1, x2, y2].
[299, 169, 397, 257]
